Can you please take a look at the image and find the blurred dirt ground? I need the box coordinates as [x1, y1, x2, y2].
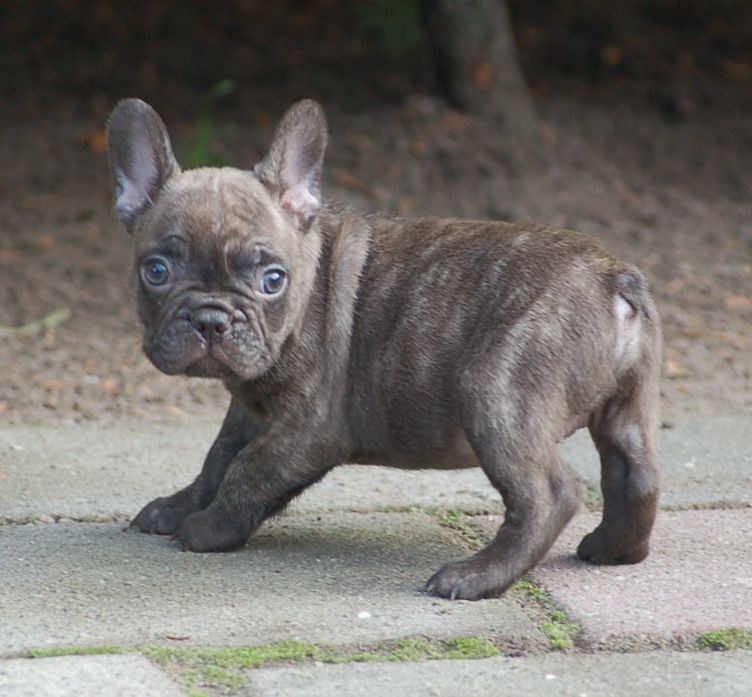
[1, 1, 750, 425]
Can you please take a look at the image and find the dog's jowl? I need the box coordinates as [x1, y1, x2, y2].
[107, 98, 661, 600]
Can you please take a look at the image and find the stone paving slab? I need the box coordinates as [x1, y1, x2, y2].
[0, 512, 544, 655]
[243, 651, 752, 697]
[0, 655, 186, 697]
[475, 509, 752, 641]
[0, 423, 499, 521]
[3, 417, 750, 523]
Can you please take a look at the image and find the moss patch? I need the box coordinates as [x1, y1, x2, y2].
[336, 636, 499, 663]
[21, 636, 499, 695]
[436, 510, 486, 551]
[512, 578, 580, 650]
[581, 483, 603, 509]
[697, 628, 752, 651]
[25, 646, 123, 658]
[148, 636, 499, 693]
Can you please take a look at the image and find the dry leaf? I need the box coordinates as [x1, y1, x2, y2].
[35, 235, 56, 251]
[722, 60, 752, 82]
[42, 379, 70, 391]
[332, 169, 375, 197]
[664, 358, 689, 379]
[75, 128, 107, 154]
[99, 377, 118, 394]
[601, 44, 623, 68]
[472, 60, 494, 89]
[725, 294, 752, 310]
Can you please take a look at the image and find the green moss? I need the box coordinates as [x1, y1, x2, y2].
[436, 511, 486, 551]
[25, 646, 123, 658]
[512, 578, 580, 650]
[186, 690, 210, 697]
[24, 635, 501, 695]
[541, 611, 580, 650]
[581, 483, 603, 508]
[142, 640, 322, 692]
[697, 628, 752, 651]
[512, 578, 547, 603]
[444, 636, 499, 659]
[201, 664, 245, 689]
[322, 636, 497, 665]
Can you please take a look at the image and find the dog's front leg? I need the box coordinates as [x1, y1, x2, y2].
[173, 434, 336, 553]
[131, 399, 258, 535]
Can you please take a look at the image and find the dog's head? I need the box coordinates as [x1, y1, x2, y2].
[106, 99, 327, 381]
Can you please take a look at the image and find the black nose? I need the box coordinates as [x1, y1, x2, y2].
[190, 308, 231, 342]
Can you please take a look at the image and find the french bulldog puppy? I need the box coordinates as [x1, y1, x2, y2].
[107, 98, 661, 600]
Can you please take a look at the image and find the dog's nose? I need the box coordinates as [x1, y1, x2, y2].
[190, 308, 231, 342]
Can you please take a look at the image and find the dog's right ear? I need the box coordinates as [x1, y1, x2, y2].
[106, 99, 180, 233]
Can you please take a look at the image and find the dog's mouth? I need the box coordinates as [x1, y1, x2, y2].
[144, 319, 272, 381]
[183, 347, 236, 378]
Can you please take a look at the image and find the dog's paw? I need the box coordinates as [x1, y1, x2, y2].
[172, 508, 249, 553]
[425, 556, 508, 601]
[577, 526, 649, 565]
[130, 494, 197, 535]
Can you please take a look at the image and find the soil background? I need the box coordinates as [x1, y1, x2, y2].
[1, 1, 750, 428]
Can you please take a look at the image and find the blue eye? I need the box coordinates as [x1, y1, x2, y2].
[259, 267, 287, 296]
[142, 258, 170, 286]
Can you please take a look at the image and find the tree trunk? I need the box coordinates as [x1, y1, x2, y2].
[421, 0, 536, 135]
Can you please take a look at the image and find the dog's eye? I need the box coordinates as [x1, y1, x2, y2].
[259, 266, 287, 296]
[142, 258, 170, 286]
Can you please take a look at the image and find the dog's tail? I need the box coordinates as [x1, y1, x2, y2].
[612, 268, 653, 320]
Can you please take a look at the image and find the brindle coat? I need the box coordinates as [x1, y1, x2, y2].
[107, 99, 661, 600]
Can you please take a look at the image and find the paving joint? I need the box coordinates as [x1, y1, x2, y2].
[10, 632, 751, 697]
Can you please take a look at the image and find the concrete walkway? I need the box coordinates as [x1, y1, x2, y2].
[1, 416, 751, 695]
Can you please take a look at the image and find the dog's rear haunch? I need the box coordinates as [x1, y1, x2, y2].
[107, 98, 661, 600]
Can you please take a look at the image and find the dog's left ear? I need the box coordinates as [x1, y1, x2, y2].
[255, 100, 328, 227]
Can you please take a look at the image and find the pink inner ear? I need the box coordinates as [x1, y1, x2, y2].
[280, 184, 320, 222]
[114, 168, 155, 226]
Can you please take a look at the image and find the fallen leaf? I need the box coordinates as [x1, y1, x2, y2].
[601, 44, 623, 68]
[664, 358, 689, 379]
[35, 235, 55, 251]
[99, 377, 119, 394]
[443, 110, 466, 132]
[0, 308, 71, 338]
[472, 60, 494, 89]
[74, 128, 107, 154]
[332, 169, 376, 197]
[725, 294, 752, 310]
[42, 379, 70, 391]
[722, 60, 752, 82]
